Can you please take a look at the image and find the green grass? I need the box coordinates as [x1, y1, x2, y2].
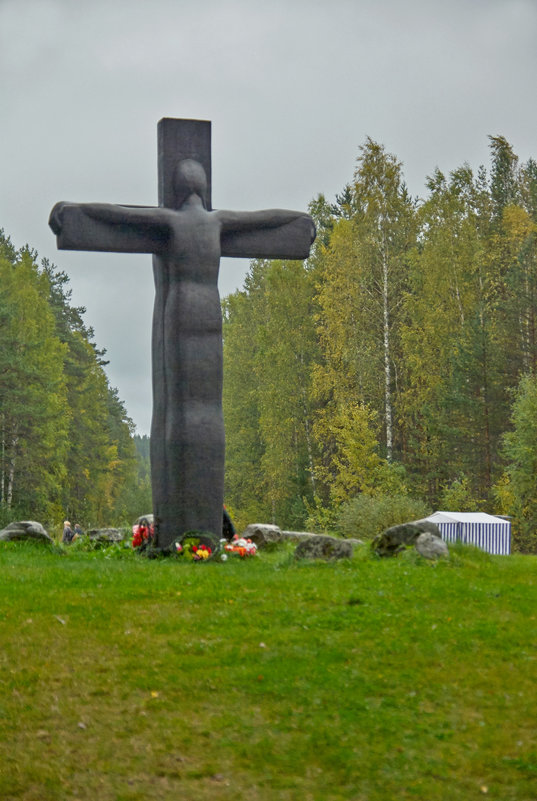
[1, 540, 536, 800]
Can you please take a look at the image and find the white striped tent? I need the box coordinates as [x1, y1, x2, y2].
[424, 511, 511, 555]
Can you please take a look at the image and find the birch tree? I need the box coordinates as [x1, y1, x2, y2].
[313, 139, 416, 504]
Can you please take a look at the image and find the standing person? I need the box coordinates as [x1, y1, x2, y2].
[222, 506, 236, 541]
[74, 523, 83, 537]
[62, 520, 74, 544]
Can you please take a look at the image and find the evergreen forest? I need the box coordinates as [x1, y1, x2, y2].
[0, 230, 151, 530]
[2, 135, 537, 550]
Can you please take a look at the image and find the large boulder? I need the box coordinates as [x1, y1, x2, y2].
[373, 518, 443, 557]
[0, 520, 53, 544]
[242, 526, 364, 553]
[242, 523, 282, 549]
[294, 534, 353, 561]
[281, 530, 319, 542]
[415, 531, 449, 560]
[87, 528, 124, 544]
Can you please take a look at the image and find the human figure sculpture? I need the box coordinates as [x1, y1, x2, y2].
[49, 118, 315, 552]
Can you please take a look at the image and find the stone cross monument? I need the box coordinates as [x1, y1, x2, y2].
[49, 118, 316, 552]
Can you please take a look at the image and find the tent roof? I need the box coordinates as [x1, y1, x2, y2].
[426, 511, 510, 527]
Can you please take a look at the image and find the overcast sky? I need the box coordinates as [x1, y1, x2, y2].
[1, 0, 536, 435]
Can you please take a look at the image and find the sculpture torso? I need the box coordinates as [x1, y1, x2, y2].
[149, 201, 226, 546]
[154, 203, 224, 416]
[165, 204, 222, 279]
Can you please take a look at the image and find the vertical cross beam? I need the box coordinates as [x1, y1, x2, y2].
[151, 119, 221, 550]
[158, 118, 212, 210]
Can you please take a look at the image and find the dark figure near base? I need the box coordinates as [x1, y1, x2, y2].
[222, 506, 236, 540]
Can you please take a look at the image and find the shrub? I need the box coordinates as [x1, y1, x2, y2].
[336, 493, 430, 541]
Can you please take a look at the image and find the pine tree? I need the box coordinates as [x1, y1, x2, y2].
[222, 265, 268, 525]
[501, 373, 537, 552]
[254, 259, 319, 525]
[0, 236, 69, 520]
[400, 163, 506, 501]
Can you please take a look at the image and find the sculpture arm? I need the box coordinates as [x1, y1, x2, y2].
[49, 201, 170, 235]
[49, 202, 72, 235]
[48, 201, 172, 254]
[217, 209, 315, 241]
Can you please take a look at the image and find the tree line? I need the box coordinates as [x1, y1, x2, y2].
[3, 136, 536, 549]
[0, 230, 151, 529]
[222, 136, 537, 551]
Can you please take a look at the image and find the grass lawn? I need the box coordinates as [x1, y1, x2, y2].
[0, 539, 536, 800]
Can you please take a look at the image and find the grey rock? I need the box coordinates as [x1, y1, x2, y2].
[411, 519, 442, 537]
[0, 520, 53, 544]
[242, 524, 282, 549]
[281, 530, 319, 542]
[294, 535, 353, 561]
[415, 531, 449, 560]
[243, 527, 365, 551]
[282, 530, 364, 546]
[87, 528, 124, 544]
[373, 518, 442, 557]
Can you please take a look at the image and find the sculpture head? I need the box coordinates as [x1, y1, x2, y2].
[173, 159, 208, 209]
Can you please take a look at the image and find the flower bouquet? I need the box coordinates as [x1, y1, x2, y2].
[172, 533, 217, 561]
[191, 543, 212, 561]
[224, 535, 258, 558]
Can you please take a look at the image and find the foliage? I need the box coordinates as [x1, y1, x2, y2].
[314, 402, 386, 507]
[313, 140, 416, 469]
[222, 275, 269, 527]
[303, 495, 339, 535]
[439, 475, 483, 512]
[66, 535, 133, 558]
[0, 229, 143, 529]
[501, 373, 537, 552]
[0, 238, 69, 520]
[223, 258, 319, 528]
[336, 492, 430, 541]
